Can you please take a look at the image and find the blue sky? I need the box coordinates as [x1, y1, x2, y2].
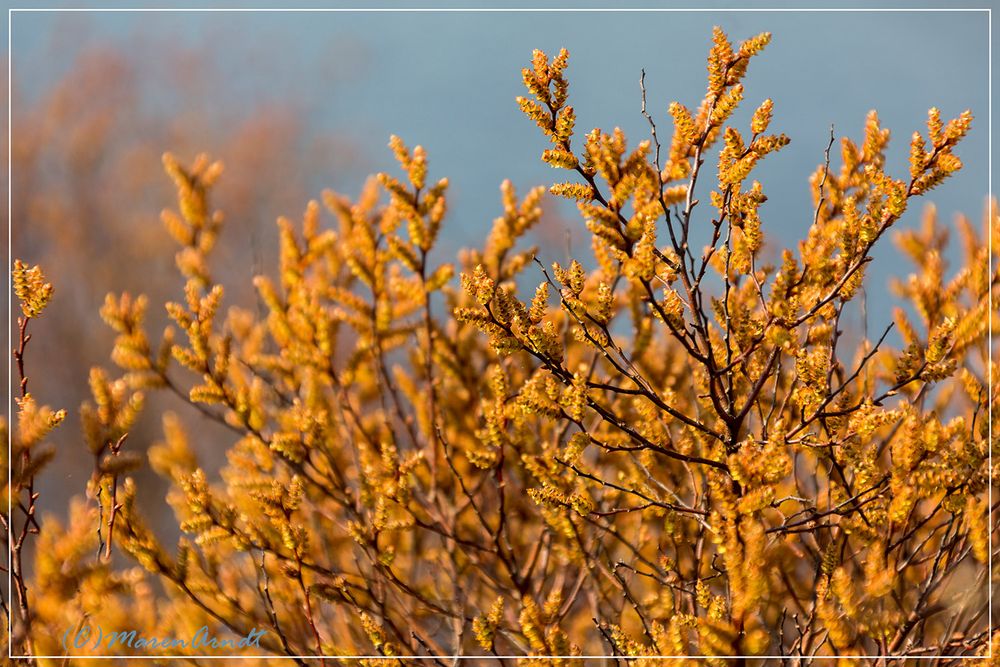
[8, 5, 992, 328]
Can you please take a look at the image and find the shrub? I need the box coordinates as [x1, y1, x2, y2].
[5, 27, 996, 664]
